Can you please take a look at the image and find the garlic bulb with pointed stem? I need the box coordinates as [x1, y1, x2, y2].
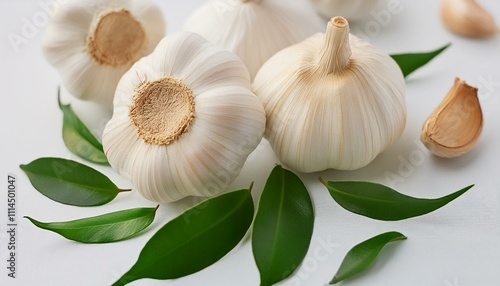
[42, 0, 166, 108]
[441, 0, 499, 38]
[421, 78, 483, 158]
[253, 17, 406, 173]
[183, 0, 324, 80]
[103, 32, 266, 203]
[310, 0, 387, 22]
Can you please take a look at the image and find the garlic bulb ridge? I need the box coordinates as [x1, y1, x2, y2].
[42, 0, 166, 107]
[183, 0, 324, 80]
[253, 17, 406, 173]
[103, 32, 266, 203]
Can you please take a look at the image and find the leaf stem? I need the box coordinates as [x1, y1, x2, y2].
[57, 86, 63, 109]
[318, 177, 328, 187]
[248, 181, 254, 194]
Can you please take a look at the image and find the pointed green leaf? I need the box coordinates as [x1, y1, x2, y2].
[252, 165, 314, 286]
[24, 206, 158, 243]
[321, 179, 473, 221]
[58, 88, 109, 165]
[20, 157, 130, 206]
[330, 231, 407, 284]
[113, 188, 254, 286]
[390, 43, 450, 78]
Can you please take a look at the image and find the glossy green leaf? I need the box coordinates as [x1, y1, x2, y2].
[252, 165, 314, 286]
[24, 206, 158, 243]
[20, 157, 130, 206]
[330, 231, 407, 284]
[390, 43, 450, 78]
[113, 188, 254, 286]
[321, 179, 473, 221]
[58, 88, 108, 165]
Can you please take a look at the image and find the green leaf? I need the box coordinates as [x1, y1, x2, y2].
[390, 43, 450, 78]
[113, 188, 254, 286]
[20, 157, 130, 206]
[252, 165, 314, 286]
[321, 179, 473, 221]
[330, 231, 407, 284]
[24, 206, 158, 243]
[58, 88, 109, 165]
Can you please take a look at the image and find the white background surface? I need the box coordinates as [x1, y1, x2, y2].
[1, 0, 500, 285]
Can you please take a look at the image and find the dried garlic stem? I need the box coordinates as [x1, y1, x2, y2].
[317, 16, 352, 75]
[421, 77, 483, 158]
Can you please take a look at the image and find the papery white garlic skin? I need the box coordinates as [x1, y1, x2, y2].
[253, 17, 406, 173]
[440, 0, 499, 38]
[42, 0, 166, 107]
[310, 0, 387, 22]
[183, 0, 324, 80]
[103, 32, 266, 203]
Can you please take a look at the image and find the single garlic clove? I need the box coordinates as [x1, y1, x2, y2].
[440, 0, 499, 38]
[421, 78, 483, 158]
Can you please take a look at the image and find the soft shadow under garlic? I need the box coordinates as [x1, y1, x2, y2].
[421, 77, 483, 158]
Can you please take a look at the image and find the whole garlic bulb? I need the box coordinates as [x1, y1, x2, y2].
[310, 0, 387, 22]
[103, 32, 266, 203]
[183, 0, 324, 80]
[42, 0, 166, 108]
[253, 17, 406, 173]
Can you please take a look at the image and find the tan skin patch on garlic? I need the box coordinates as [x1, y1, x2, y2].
[87, 9, 146, 67]
[130, 77, 195, 145]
